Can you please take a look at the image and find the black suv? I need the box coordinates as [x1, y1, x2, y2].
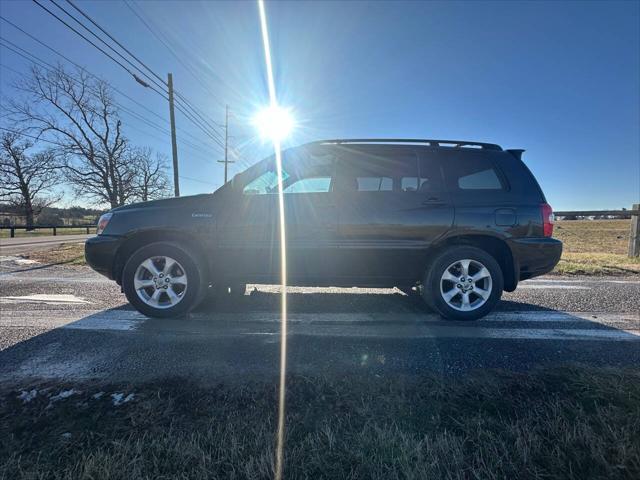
[85, 139, 562, 320]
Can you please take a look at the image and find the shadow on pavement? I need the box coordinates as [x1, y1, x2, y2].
[193, 286, 558, 315]
[1, 285, 639, 384]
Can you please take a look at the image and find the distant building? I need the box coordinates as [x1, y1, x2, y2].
[0, 212, 27, 226]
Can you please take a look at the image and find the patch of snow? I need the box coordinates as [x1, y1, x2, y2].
[0, 294, 90, 305]
[61, 432, 72, 439]
[50, 389, 77, 401]
[92, 391, 104, 399]
[111, 392, 134, 406]
[18, 389, 38, 403]
[0, 255, 38, 265]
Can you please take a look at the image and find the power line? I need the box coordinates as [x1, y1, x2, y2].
[0, 15, 166, 123]
[123, 1, 227, 110]
[0, 60, 214, 159]
[65, 0, 167, 87]
[32, 0, 228, 152]
[6, 4, 232, 190]
[173, 102, 225, 150]
[44, 0, 167, 94]
[38, 1, 226, 146]
[175, 91, 225, 142]
[123, 1, 208, 91]
[0, 127, 216, 187]
[118, 2, 226, 141]
[178, 175, 216, 186]
[0, 22, 222, 152]
[120, 117, 214, 162]
[0, 127, 66, 147]
[31, 0, 167, 99]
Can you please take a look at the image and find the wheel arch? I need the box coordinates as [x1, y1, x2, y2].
[431, 234, 517, 292]
[113, 229, 209, 285]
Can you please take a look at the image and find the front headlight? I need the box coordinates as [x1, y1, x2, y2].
[96, 212, 113, 235]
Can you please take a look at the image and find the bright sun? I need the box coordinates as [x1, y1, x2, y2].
[253, 105, 294, 141]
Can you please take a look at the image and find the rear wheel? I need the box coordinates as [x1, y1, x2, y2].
[423, 246, 503, 320]
[122, 242, 204, 318]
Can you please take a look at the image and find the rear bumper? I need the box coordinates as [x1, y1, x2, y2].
[511, 237, 563, 280]
[85, 234, 123, 281]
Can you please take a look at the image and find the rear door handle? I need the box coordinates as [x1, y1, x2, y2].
[422, 197, 446, 206]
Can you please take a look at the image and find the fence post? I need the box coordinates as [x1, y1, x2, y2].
[53, 226, 57, 236]
[10, 227, 15, 238]
[629, 204, 640, 258]
[86, 226, 90, 234]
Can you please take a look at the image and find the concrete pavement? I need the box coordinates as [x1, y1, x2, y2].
[0, 256, 638, 382]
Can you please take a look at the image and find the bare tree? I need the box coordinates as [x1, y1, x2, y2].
[0, 132, 61, 228]
[8, 65, 131, 208]
[128, 147, 171, 202]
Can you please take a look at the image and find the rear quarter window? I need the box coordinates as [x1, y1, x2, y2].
[458, 168, 502, 189]
[442, 153, 506, 191]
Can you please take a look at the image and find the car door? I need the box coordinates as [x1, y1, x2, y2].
[216, 165, 279, 281]
[334, 145, 454, 283]
[280, 147, 339, 282]
[217, 147, 339, 283]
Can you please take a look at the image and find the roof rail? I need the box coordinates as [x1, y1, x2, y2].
[315, 138, 503, 151]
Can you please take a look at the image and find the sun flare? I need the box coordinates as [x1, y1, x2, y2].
[253, 105, 294, 141]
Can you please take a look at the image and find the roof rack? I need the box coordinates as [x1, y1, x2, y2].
[316, 138, 503, 151]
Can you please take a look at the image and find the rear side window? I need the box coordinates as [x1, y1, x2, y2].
[339, 148, 437, 193]
[357, 176, 392, 191]
[443, 154, 505, 191]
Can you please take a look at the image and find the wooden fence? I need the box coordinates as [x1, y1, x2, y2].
[0, 225, 94, 238]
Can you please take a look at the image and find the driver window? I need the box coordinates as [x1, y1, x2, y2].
[243, 169, 290, 195]
[244, 148, 335, 195]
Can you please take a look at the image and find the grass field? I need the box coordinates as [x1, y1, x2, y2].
[0, 227, 90, 239]
[27, 243, 87, 266]
[553, 219, 640, 275]
[1, 367, 638, 480]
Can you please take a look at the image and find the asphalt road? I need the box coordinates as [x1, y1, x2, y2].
[0, 234, 94, 255]
[0, 254, 638, 383]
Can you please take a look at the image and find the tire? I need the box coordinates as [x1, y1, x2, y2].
[422, 246, 503, 321]
[122, 242, 205, 318]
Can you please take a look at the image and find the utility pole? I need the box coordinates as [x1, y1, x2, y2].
[218, 104, 235, 183]
[167, 73, 180, 197]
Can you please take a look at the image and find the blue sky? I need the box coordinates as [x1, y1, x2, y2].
[1, 0, 638, 210]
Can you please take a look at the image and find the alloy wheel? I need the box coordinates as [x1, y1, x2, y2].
[439, 258, 492, 312]
[133, 256, 188, 309]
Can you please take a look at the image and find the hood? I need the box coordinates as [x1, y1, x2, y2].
[110, 193, 213, 213]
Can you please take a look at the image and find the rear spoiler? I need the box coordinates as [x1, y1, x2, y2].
[506, 149, 525, 160]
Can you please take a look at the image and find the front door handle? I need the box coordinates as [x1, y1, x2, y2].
[422, 197, 446, 206]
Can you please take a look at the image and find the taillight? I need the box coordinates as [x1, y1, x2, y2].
[96, 212, 113, 235]
[541, 203, 554, 237]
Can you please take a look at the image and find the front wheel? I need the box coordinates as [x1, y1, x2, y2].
[423, 246, 503, 321]
[122, 242, 204, 318]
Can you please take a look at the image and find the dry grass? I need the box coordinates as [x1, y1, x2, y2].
[553, 220, 640, 275]
[24, 243, 86, 266]
[554, 219, 631, 254]
[1, 367, 639, 480]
